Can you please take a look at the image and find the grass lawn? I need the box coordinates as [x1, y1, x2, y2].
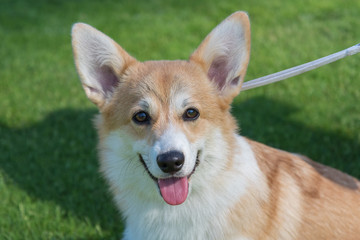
[1, 0, 359, 239]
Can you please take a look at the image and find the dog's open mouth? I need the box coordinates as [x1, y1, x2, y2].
[139, 152, 200, 206]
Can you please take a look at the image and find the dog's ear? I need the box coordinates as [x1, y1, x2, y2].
[190, 11, 250, 104]
[72, 23, 136, 108]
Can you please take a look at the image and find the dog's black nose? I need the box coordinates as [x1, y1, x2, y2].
[157, 151, 184, 174]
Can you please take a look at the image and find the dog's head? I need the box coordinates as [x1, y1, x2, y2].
[72, 12, 250, 206]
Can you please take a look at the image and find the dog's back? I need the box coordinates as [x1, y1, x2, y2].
[247, 139, 360, 239]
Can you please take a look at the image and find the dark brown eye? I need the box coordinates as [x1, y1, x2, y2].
[133, 111, 150, 124]
[183, 108, 199, 121]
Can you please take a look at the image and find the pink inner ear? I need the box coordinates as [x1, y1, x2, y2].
[230, 76, 240, 86]
[97, 65, 119, 94]
[207, 57, 229, 90]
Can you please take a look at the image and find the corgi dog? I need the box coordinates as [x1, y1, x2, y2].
[71, 11, 360, 240]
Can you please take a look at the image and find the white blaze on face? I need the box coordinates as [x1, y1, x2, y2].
[144, 124, 197, 206]
[134, 89, 201, 205]
[132, 88, 199, 179]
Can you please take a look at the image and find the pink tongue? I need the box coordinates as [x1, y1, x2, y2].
[158, 177, 188, 205]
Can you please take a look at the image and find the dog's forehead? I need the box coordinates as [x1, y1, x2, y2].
[127, 60, 208, 104]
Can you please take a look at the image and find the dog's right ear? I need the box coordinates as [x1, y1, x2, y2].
[72, 23, 136, 108]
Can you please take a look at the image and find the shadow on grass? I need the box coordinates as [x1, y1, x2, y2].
[0, 96, 359, 238]
[0, 109, 123, 238]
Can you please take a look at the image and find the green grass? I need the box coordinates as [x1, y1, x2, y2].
[1, 0, 359, 238]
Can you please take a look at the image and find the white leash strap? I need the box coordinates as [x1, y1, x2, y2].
[241, 43, 360, 91]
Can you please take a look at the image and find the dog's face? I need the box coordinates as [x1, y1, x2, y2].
[99, 61, 229, 205]
[72, 12, 250, 205]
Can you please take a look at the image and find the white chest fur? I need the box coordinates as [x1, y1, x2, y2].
[101, 131, 264, 240]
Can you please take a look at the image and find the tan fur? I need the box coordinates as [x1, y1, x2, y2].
[230, 139, 360, 240]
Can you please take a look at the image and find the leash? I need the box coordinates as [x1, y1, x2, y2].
[241, 43, 360, 91]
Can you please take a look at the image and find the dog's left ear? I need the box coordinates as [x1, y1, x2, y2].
[190, 11, 250, 104]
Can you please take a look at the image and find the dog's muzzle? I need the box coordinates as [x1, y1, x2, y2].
[138, 151, 200, 206]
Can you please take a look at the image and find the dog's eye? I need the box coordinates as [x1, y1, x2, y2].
[183, 108, 199, 121]
[133, 111, 150, 124]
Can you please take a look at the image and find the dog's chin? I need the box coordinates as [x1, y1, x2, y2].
[138, 152, 200, 205]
